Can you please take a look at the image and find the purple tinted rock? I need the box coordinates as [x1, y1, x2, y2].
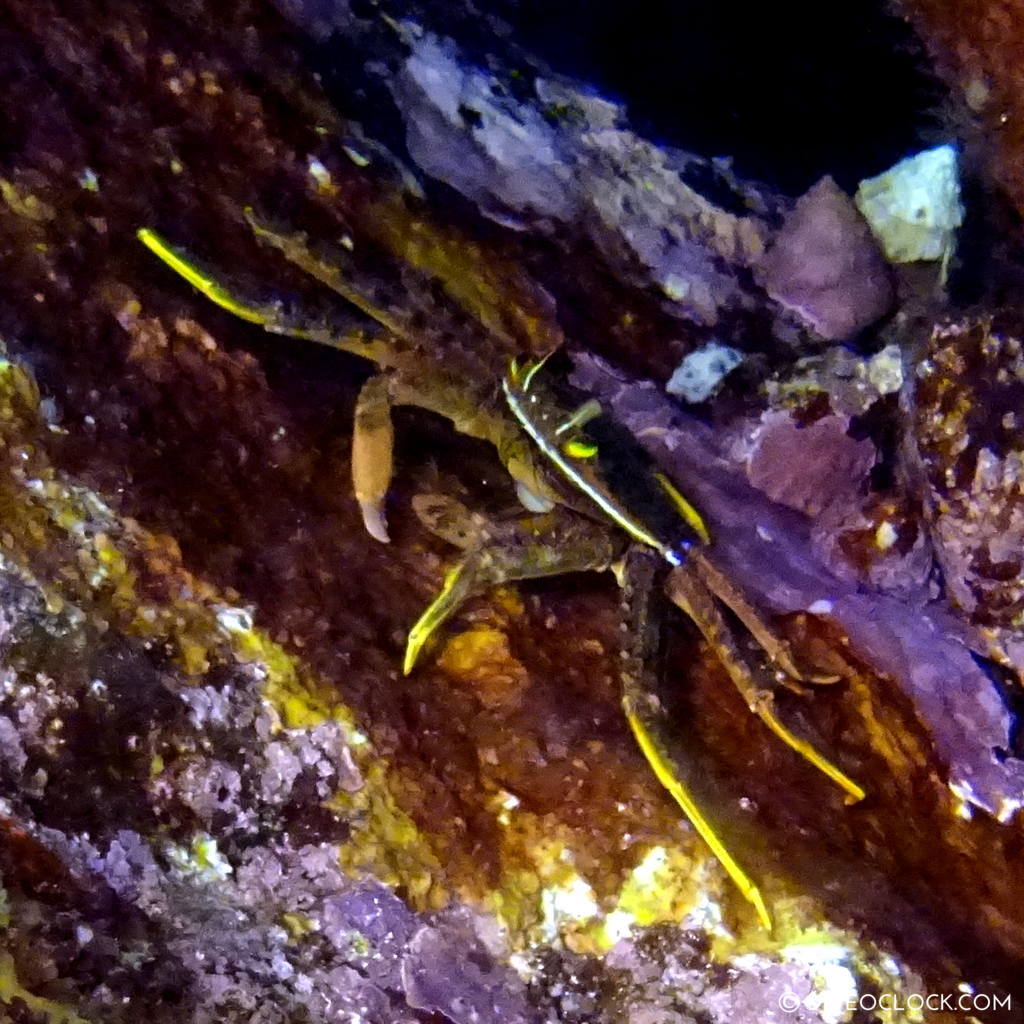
[395, 34, 576, 225]
[742, 410, 876, 518]
[0, 714, 27, 775]
[322, 881, 418, 989]
[571, 353, 1024, 818]
[402, 908, 536, 1024]
[758, 176, 894, 340]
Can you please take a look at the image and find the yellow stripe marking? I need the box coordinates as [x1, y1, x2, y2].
[502, 378, 670, 557]
[758, 708, 866, 804]
[137, 228, 276, 325]
[403, 564, 468, 675]
[625, 707, 772, 929]
[655, 472, 710, 544]
[562, 438, 598, 459]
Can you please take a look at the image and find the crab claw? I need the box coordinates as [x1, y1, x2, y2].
[352, 374, 394, 543]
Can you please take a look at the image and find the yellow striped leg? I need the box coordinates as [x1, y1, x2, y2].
[138, 227, 404, 543]
[405, 508, 621, 674]
[136, 227, 385, 360]
[667, 564, 865, 806]
[693, 553, 839, 685]
[619, 547, 773, 930]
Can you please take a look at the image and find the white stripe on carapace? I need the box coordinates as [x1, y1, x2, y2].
[502, 376, 684, 565]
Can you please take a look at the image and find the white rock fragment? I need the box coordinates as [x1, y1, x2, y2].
[215, 604, 254, 635]
[996, 795, 1022, 824]
[167, 834, 233, 882]
[666, 341, 743, 403]
[875, 520, 898, 550]
[780, 943, 859, 1024]
[867, 343, 903, 395]
[539, 870, 599, 941]
[307, 157, 332, 192]
[855, 144, 964, 263]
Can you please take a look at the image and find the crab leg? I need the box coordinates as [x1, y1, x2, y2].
[666, 564, 865, 805]
[136, 226, 558, 535]
[404, 558, 482, 675]
[136, 227, 389, 360]
[137, 227, 412, 540]
[236, 217, 558, 510]
[618, 547, 773, 929]
[243, 209, 409, 339]
[405, 500, 621, 673]
[692, 552, 838, 685]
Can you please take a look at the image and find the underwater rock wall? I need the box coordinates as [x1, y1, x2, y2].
[0, 0, 1022, 1021]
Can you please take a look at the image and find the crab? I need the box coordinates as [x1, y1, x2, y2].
[137, 215, 864, 929]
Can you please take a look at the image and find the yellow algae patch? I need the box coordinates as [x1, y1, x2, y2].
[606, 845, 705, 937]
[489, 583, 525, 619]
[437, 625, 529, 709]
[482, 798, 748, 954]
[485, 832, 603, 949]
[166, 834, 233, 883]
[330, 762, 449, 912]
[215, 605, 353, 732]
[281, 912, 320, 941]
[0, 952, 91, 1024]
[0, 179, 56, 222]
[0, 355, 448, 917]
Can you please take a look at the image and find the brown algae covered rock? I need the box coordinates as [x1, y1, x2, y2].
[906, 313, 1024, 665]
[0, 355, 946, 1021]
[899, 0, 1024, 222]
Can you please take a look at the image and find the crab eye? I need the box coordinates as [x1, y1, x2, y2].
[562, 437, 599, 459]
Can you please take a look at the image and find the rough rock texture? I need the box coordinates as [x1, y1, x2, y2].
[905, 314, 1024, 667]
[0, 355, 943, 1021]
[908, 317, 1024, 626]
[757, 176, 894, 341]
[0, 0, 1021, 1021]
[393, 30, 774, 328]
[574, 353, 1024, 1007]
[741, 411, 877, 520]
[901, 0, 1024, 220]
